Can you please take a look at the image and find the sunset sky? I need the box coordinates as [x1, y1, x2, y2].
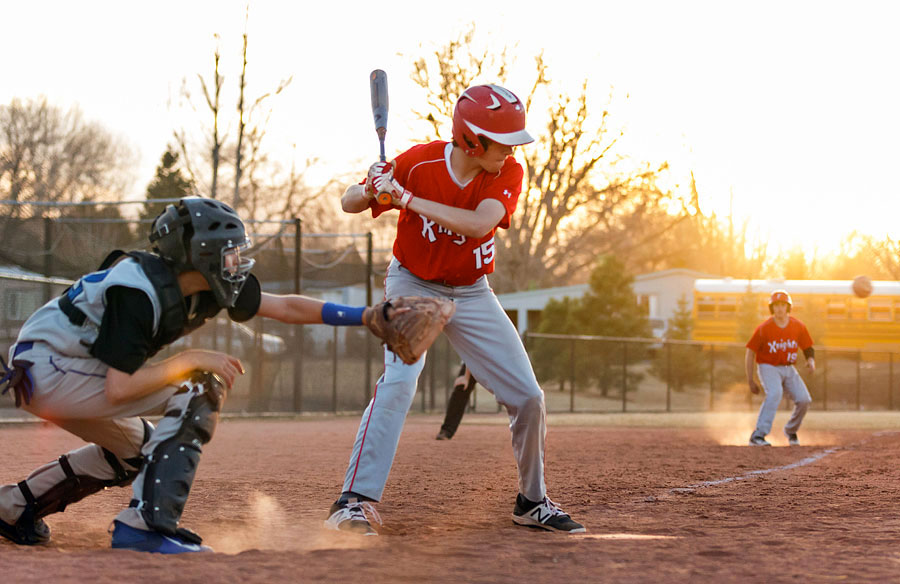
[2, 0, 898, 255]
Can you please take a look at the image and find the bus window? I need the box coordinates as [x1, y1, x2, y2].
[849, 299, 867, 321]
[826, 298, 847, 320]
[718, 296, 737, 317]
[869, 300, 892, 322]
[696, 296, 716, 319]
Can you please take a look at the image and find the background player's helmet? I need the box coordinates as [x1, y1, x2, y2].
[768, 289, 792, 314]
[451, 84, 534, 157]
[150, 197, 255, 308]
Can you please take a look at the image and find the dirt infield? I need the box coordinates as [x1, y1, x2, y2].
[2, 412, 900, 583]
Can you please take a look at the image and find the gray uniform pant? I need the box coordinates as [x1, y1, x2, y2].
[0, 341, 191, 530]
[753, 363, 812, 437]
[342, 260, 547, 502]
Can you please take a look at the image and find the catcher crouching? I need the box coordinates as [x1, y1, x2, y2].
[0, 197, 450, 553]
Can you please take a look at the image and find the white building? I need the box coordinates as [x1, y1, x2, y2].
[496, 268, 716, 337]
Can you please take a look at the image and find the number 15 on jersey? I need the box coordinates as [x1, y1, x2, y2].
[472, 237, 495, 270]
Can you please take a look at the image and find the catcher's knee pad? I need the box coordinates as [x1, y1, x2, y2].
[134, 372, 223, 538]
[18, 429, 150, 520]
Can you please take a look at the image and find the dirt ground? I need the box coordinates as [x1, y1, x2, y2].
[2, 412, 900, 583]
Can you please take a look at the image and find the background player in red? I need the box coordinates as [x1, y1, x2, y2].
[745, 290, 815, 446]
[328, 84, 585, 535]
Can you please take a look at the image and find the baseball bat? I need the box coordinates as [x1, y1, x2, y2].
[369, 69, 392, 205]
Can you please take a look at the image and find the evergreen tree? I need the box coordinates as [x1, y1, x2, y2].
[531, 256, 651, 396]
[140, 148, 194, 225]
[650, 295, 707, 392]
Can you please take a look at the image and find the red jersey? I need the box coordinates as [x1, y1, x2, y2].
[367, 141, 523, 286]
[746, 316, 814, 366]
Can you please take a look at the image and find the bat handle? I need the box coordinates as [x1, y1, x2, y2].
[376, 137, 391, 204]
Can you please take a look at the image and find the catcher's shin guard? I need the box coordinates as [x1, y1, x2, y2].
[2, 420, 152, 545]
[19, 417, 152, 518]
[133, 372, 224, 543]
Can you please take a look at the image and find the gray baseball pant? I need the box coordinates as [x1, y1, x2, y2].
[341, 260, 547, 502]
[753, 363, 812, 437]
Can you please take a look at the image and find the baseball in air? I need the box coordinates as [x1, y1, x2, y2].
[852, 275, 873, 298]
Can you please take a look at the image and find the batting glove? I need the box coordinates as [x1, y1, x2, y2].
[365, 161, 393, 199]
[373, 175, 414, 209]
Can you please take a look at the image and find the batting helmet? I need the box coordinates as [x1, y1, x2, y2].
[149, 197, 255, 308]
[768, 289, 792, 314]
[451, 84, 534, 157]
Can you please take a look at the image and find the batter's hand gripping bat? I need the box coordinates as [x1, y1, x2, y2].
[369, 69, 392, 205]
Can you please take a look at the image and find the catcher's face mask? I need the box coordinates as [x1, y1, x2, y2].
[222, 237, 255, 284]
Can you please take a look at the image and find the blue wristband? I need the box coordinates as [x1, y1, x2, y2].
[321, 302, 365, 326]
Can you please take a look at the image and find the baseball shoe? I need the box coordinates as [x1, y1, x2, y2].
[749, 434, 772, 446]
[435, 429, 453, 440]
[512, 494, 586, 533]
[0, 511, 51, 546]
[324, 498, 381, 536]
[110, 520, 212, 554]
[784, 430, 800, 446]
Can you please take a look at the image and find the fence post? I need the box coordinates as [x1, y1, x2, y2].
[332, 327, 339, 413]
[365, 232, 373, 403]
[708, 345, 715, 411]
[822, 349, 828, 411]
[890, 353, 894, 411]
[856, 350, 862, 411]
[666, 342, 672, 413]
[569, 338, 576, 413]
[293, 218, 303, 413]
[42, 217, 54, 303]
[622, 341, 628, 413]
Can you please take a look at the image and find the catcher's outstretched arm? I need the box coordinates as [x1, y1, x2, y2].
[257, 293, 366, 326]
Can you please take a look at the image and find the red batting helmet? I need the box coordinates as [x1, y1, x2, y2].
[451, 84, 534, 157]
[768, 289, 792, 314]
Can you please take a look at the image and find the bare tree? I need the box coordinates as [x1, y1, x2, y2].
[174, 35, 224, 200]
[409, 27, 694, 291]
[0, 97, 132, 208]
[172, 11, 312, 226]
[0, 96, 134, 272]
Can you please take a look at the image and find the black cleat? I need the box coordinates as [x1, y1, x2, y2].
[512, 494, 586, 533]
[0, 512, 51, 546]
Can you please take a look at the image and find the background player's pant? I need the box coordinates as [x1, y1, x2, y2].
[754, 363, 812, 437]
[439, 364, 475, 439]
[341, 260, 547, 502]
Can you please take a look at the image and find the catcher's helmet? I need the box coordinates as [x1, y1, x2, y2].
[149, 197, 255, 308]
[768, 289, 792, 314]
[451, 84, 534, 157]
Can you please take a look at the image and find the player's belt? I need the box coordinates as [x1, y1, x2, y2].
[399, 263, 478, 287]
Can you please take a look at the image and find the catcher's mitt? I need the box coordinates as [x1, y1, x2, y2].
[363, 296, 455, 364]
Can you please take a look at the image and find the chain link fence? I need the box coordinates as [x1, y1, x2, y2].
[0, 200, 466, 415]
[7, 202, 895, 416]
[525, 332, 900, 413]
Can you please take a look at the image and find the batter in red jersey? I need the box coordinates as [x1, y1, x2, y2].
[745, 290, 815, 446]
[324, 84, 585, 535]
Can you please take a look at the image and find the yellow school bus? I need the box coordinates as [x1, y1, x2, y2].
[692, 278, 900, 351]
